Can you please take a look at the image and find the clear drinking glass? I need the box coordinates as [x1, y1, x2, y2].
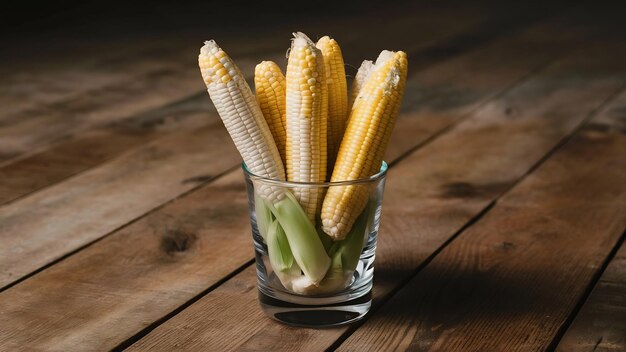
[243, 161, 388, 327]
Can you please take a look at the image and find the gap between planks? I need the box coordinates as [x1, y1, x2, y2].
[553, 230, 626, 352]
[551, 95, 626, 351]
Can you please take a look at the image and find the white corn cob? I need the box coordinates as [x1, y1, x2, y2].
[198, 40, 285, 202]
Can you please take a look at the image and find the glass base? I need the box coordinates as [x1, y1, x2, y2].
[259, 290, 371, 327]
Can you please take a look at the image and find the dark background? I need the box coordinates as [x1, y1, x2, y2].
[2, 0, 397, 63]
[4, 1, 392, 38]
[2, 0, 624, 71]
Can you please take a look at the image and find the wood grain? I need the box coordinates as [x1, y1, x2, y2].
[554, 94, 626, 352]
[0, 121, 241, 288]
[0, 37, 185, 120]
[0, 93, 213, 205]
[0, 56, 298, 202]
[337, 90, 626, 352]
[126, 40, 625, 352]
[0, 11, 581, 350]
[0, 54, 267, 164]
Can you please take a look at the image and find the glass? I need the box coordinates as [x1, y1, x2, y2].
[243, 161, 388, 327]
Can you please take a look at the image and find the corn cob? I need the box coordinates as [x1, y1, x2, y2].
[321, 50, 408, 240]
[254, 61, 287, 163]
[349, 59, 374, 108]
[198, 40, 285, 202]
[316, 36, 348, 172]
[285, 32, 327, 221]
[199, 40, 330, 283]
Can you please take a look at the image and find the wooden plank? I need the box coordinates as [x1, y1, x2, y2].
[0, 11, 582, 350]
[336, 91, 626, 352]
[0, 30, 279, 124]
[0, 53, 267, 164]
[0, 0, 542, 199]
[553, 97, 626, 352]
[0, 93, 213, 205]
[0, 38, 181, 120]
[0, 121, 242, 288]
[125, 42, 626, 352]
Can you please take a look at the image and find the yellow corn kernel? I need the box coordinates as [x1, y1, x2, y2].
[316, 36, 348, 173]
[321, 50, 408, 240]
[255, 61, 287, 163]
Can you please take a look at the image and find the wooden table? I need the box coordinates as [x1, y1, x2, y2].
[1, 1, 624, 351]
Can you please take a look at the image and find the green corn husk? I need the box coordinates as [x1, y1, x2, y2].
[329, 205, 370, 272]
[266, 191, 331, 284]
[259, 189, 372, 294]
[255, 192, 274, 241]
[266, 219, 302, 284]
[290, 205, 370, 295]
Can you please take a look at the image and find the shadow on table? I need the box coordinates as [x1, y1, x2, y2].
[371, 260, 567, 327]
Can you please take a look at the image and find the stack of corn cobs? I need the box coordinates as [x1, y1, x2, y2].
[198, 32, 407, 295]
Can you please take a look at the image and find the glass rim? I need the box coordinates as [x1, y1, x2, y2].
[242, 161, 388, 187]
